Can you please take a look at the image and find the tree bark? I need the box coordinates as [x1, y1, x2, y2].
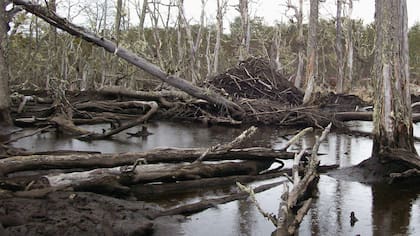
[0, 0, 12, 125]
[11, 0, 244, 118]
[302, 0, 319, 104]
[372, 0, 417, 157]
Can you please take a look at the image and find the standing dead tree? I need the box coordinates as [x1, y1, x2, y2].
[238, 0, 250, 61]
[11, 0, 244, 118]
[335, 0, 345, 93]
[370, 0, 420, 173]
[302, 0, 319, 104]
[212, 0, 228, 75]
[285, 0, 304, 89]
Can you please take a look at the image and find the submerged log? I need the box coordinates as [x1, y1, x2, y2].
[151, 180, 285, 218]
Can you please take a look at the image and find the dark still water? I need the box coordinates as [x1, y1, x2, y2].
[11, 121, 420, 235]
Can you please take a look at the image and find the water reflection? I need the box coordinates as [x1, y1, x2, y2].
[371, 183, 420, 236]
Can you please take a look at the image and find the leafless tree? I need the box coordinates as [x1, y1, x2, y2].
[302, 0, 319, 104]
[238, 0, 250, 60]
[335, 0, 344, 93]
[285, 0, 304, 88]
[344, 0, 354, 89]
[212, 0, 228, 75]
[372, 0, 416, 156]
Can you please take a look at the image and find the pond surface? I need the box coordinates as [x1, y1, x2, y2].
[11, 121, 420, 235]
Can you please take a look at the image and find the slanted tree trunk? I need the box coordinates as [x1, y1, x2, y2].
[0, 0, 12, 125]
[335, 0, 344, 93]
[372, 0, 417, 157]
[302, 0, 319, 104]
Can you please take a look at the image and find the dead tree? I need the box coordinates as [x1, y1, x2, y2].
[238, 0, 250, 61]
[370, 0, 420, 175]
[302, 0, 319, 104]
[345, 0, 354, 89]
[373, 0, 415, 155]
[11, 0, 244, 118]
[213, 0, 227, 75]
[335, 0, 344, 93]
[285, 0, 304, 89]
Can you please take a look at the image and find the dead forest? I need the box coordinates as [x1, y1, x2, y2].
[1, 0, 420, 235]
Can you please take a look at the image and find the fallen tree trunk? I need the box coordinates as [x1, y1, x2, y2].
[99, 86, 190, 101]
[0, 147, 294, 176]
[80, 101, 158, 140]
[37, 161, 272, 190]
[335, 111, 420, 122]
[12, 0, 244, 119]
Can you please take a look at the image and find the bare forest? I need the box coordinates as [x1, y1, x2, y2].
[1, 0, 420, 235]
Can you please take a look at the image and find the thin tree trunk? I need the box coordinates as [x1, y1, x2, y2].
[177, 0, 199, 84]
[336, 0, 344, 93]
[372, 0, 416, 157]
[0, 0, 12, 125]
[269, 24, 282, 76]
[287, 0, 304, 88]
[302, 0, 319, 104]
[213, 0, 226, 75]
[45, 0, 56, 90]
[138, 0, 147, 32]
[115, 0, 123, 44]
[346, 0, 354, 90]
[238, 0, 250, 61]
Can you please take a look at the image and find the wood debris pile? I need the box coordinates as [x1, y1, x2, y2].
[208, 57, 303, 105]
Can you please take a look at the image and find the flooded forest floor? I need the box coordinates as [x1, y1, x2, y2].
[2, 58, 420, 235]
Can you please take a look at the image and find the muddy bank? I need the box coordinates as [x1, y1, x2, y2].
[0, 191, 159, 235]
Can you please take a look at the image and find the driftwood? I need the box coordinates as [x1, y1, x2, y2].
[0, 147, 293, 176]
[35, 161, 272, 191]
[12, 0, 244, 118]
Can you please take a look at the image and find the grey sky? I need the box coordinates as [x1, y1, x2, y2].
[182, 0, 420, 27]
